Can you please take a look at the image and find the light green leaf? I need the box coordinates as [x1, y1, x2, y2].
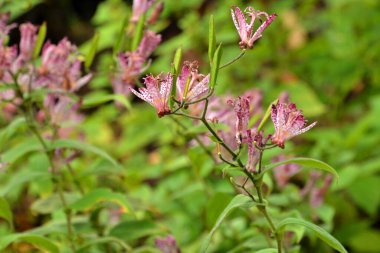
[0, 118, 26, 146]
[3, 139, 41, 164]
[31, 192, 81, 214]
[33, 21, 47, 59]
[208, 15, 216, 63]
[209, 44, 223, 89]
[255, 249, 277, 253]
[263, 158, 339, 179]
[77, 236, 131, 253]
[0, 171, 50, 196]
[170, 47, 182, 108]
[200, 194, 257, 253]
[82, 93, 131, 110]
[0, 197, 13, 229]
[70, 188, 132, 213]
[257, 99, 278, 132]
[109, 220, 159, 242]
[131, 13, 146, 51]
[277, 218, 347, 253]
[50, 139, 121, 169]
[113, 15, 129, 57]
[0, 233, 59, 253]
[85, 32, 100, 70]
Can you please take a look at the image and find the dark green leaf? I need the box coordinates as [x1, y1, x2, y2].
[131, 13, 146, 51]
[113, 15, 129, 57]
[209, 44, 223, 89]
[85, 32, 100, 70]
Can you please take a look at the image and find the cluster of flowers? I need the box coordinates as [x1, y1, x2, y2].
[112, 0, 163, 97]
[0, 13, 91, 135]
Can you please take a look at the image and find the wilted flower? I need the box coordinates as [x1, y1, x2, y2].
[228, 96, 250, 144]
[272, 154, 301, 188]
[155, 235, 180, 253]
[130, 73, 172, 117]
[112, 30, 161, 97]
[18, 23, 38, 61]
[231, 6, 277, 49]
[271, 102, 317, 148]
[176, 61, 209, 103]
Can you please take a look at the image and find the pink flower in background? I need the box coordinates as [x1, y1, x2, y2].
[112, 31, 161, 97]
[155, 235, 180, 253]
[228, 96, 250, 144]
[0, 13, 16, 44]
[130, 73, 172, 117]
[131, 0, 156, 23]
[62, 60, 92, 92]
[272, 154, 301, 188]
[0, 45, 17, 82]
[176, 61, 209, 103]
[310, 174, 333, 208]
[18, 23, 38, 61]
[271, 102, 317, 148]
[231, 6, 277, 49]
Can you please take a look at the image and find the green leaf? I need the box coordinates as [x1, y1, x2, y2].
[277, 218, 348, 253]
[0, 197, 13, 229]
[70, 188, 132, 213]
[0, 118, 26, 147]
[263, 158, 339, 179]
[200, 194, 257, 253]
[209, 44, 223, 89]
[113, 15, 129, 57]
[170, 47, 182, 108]
[33, 21, 47, 59]
[50, 139, 121, 169]
[3, 139, 41, 164]
[131, 13, 146, 51]
[82, 93, 131, 110]
[255, 249, 277, 253]
[77, 236, 131, 253]
[109, 220, 159, 242]
[208, 15, 216, 63]
[31, 193, 81, 214]
[0, 171, 51, 196]
[348, 176, 380, 215]
[257, 99, 278, 132]
[85, 32, 100, 70]
[0, 233, 59, 253]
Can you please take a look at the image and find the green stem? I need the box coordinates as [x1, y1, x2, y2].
[219, 50, 246, 69]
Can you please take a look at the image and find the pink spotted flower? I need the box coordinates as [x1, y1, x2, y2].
[130, 73, 172, 117]
[231, 6, 277, 49]
[228, 96, 250, 145]
[271, 102, 317, 148]
[176, 61, 209, 103]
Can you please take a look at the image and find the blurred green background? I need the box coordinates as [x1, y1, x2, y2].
[1, 0, 380, 252]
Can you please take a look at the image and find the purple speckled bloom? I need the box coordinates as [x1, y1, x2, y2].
[246, 129, 260, 173]
[176, 61, 209, 103]
[155, 235, 180, 253]
[130, 73, 172, 117]
[231, 6, 277, 49]
[0, 13, 16, 44]
[271, 102, 317, 148]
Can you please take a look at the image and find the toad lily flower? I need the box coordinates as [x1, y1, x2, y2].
[228, 96, 250, 145]
[231, 6, 277, 49]
[271, 102, 317, 148]
[176, 61, 209, 103]
[130, 73, 172, 117]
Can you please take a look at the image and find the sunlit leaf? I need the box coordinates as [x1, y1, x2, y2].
[0, 197, 13, 229]
[33, 21, 46, 59]
[208, 15, 216, 63]
[0, 233, 59, 253]
[77, 236, 132, 253]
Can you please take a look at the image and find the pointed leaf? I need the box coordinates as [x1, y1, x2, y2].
[200, 194, 258, 253]
[208, 15, 216, 63]
[3, 139, 41, 164]
[77, 236, 132, 253]
[170, 47, 182, 108]
[277, 218, 348, 253]
[263, 158, 339, 179]
[85, 32, 100, 70]
[209, 44, 223, 89]
[50, 139, 121, 169]
[33, 22, 47, 59]
[113, 15, 129, 57]
[0, 197, 13, 229]
[70, 188, 132, 213]
[0, 233, 59, 253]
[257, 99, 278, 132]
[0, 118, 26, 146]
[131, 13, 146, 51]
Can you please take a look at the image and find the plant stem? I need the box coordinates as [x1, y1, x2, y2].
[219, 50, 246, 69]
